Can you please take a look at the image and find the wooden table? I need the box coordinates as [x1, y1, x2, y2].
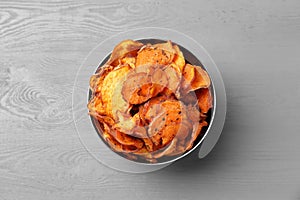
[1, 0, 299, 199]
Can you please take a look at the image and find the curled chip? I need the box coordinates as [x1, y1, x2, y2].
[88, 39, 213, 163]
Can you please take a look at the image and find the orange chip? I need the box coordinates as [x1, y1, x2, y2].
[105, 135, 140, 153]
[183, 64, 195, 87]
[136, 41, 175, 66]
[87, 95, 106, 117]
[141, 98, 184, 150]
[185, 121, 208, 151]
[182, 64, 195, 91]
[121, 65, 167, 105]
[196, 88, 213, 113]
[100, 64, 131, 119]
[121, 71, 150, 104]
[163, 65, 181, 94]
[114, 130, 144, 149]
[153, 138, 178, 158]
[153, 40, 175, 53]
[107, 40, 143, 67]
[191, 65, 210, 89]
[121, 56, 136, 68]
[173, 44, 185, 72]
[181, 64, 210, 94]
[89, 65, 113, 93]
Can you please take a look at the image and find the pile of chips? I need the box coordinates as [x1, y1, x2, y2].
[88, 40, 213, 163]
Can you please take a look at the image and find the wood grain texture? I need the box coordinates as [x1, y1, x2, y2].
[1, 0, 300, 199]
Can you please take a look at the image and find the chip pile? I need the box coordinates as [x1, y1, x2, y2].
[88, 39, 213, 163]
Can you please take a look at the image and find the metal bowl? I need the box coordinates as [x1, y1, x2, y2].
[72, 27, 226, 173]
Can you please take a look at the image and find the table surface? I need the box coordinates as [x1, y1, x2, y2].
[1, 0, 300, 199]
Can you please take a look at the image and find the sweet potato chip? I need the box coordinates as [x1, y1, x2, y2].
[87, 95, 106, 117]
[163, 65, 181, 94]
[107, 40, 143, 67]
[153, 138, 178, 158]
[100, 65, 131, 119]
[180, 64, 211, 96]
[153, 40, 174, 52]
[181, 63, 195, 92]
[141, 99, 184, 150]
[184, 121, 208, 151]
[114, 130, 144, 148]
[89, 65, 114, 93]
[121, 71, 150, 104]
[121, 65, 167, 105]
[136, 41, 175, 66]
[172, 44, 185, 72]
[121, 56, 136, 68]
[113, 111, 138, 132]
[196, 88, 213, 113]
[191, 65, 211, 90]
[179, 91, 198, 106]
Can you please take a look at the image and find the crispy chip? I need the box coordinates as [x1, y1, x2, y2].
[191, 65, 211, 89]
[172, 44, 185, 72]
[114, 130, 144, 148]
[141, 98, 184, 150]
[181, 63, 195, 92]
[101, 65, 131, 119]
[153, 138, 178, 158]
[196, 88, 213, 113]
[185, 121, 208, 151]
[88, 95, 106, 117]
[180, 64, 211, 96]
[89, 65, 114, 93]
[121, 56, 136, 68]
[107, 40, 143, 67]
[163, 65, 181, 94]
[121, 65, 167, 105]
[136, 41, 175, 66]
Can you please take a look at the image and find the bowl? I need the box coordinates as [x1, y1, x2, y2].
[72, 27, 226, 173]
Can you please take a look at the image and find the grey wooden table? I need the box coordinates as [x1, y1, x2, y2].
[1, 0, 300, 199]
